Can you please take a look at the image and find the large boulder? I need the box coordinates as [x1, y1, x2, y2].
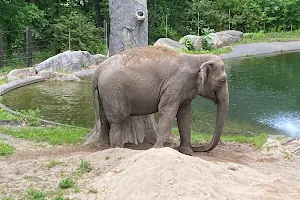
[6, 67, 36, 81]
[179, 35, 203, 50]
[206, 30, 243, 48]
[154, 38, 187, 51]
[35, 51, 106, 73]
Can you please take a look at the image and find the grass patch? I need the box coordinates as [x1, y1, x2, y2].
[0, 109, 18, 121]
[172, 130, 268, 149]
[59, 177, 75, 189]
[0, 141, 15, 156]
[0, 66, 15, 75]
[0, 126, 89, 145]
[180, 47, 232, 55]
[26, 188, 47, 200]
[0, 77, 9, 85]
[0, 108, 40, 125]
[46, 160, 65, 168]
[234, 30, 300, 44]
[78, 159, 92, 173]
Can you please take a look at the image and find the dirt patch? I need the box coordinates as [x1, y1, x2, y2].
[1, 134, 300, 200]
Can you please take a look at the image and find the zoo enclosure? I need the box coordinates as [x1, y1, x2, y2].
[0, 22, 109, 68]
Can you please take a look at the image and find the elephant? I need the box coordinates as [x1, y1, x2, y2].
[92, 46, 229, 155]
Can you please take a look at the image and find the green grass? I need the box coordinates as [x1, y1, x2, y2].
[26, 188, 47, 200]
[235, 30, 300, 44]
[0, 77, 9, 85]
[0, 109, 18, 121]
[0, 126, 89, 145]
[0, 108, 41, 126]
[78, 159, 92, 173]
[0, 66, 15, 75]
[59, 177, 75, 189]
[0, 141, 15, 156]
[172, 130, 268, 149]
[180, 47, 232, 55]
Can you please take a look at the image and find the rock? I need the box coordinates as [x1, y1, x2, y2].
[39, 71, 80, 81]
[35, 50, 106, 73]
[154, 38, 187, 51]
[179, 35, 203, 50]
[74, 69, 95, 78]
[6, 67, 36, 81]
[206, 30, 243, 48]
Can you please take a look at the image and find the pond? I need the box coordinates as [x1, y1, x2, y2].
[2, 52, 300, 136]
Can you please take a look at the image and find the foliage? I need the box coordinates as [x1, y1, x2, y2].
[0, 141, 15, 156]
[0, 126, 89, 145]
[180, 47, 232, 55]
[51, 11, 107, 54]
[59, 177, 75, 189]
[19, 109, 41, 126]
[0, 109, 18, 121]
[1, 0, 300, 61]
[183, 38, 194, 50]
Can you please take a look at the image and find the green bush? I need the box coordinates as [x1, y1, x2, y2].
[52, 11, 107, 55]
[183, 38, 194, 50]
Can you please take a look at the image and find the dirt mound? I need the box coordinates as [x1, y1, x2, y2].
[68, 147, 296, 200]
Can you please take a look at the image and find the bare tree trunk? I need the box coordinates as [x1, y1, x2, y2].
[86, 0, 158, 146]
[108, 0, 148, 55]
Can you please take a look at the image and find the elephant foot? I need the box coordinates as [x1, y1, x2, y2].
[153, 142, 164, 148]
[96, 142, 111, 150]
[178, 146, 193, 156]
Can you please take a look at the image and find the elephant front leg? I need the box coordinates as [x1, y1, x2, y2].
[153, 106, 178, 148]
[177, 102, 193, 155]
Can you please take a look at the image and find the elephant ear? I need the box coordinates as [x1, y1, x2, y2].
[199, 61, 213, 84]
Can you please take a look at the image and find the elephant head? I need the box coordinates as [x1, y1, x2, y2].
[193, 56, 229, 152]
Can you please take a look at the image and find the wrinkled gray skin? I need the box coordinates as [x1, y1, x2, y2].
[92, 46, 229, 154]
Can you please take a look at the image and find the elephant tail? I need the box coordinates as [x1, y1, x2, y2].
[92, 76, 99, 124]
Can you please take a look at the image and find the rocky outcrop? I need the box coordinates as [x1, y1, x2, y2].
[179, 35, 203, 50]
[154, 38, 187, 51]
[38, 71, 80, 81]
[206, 30, 243, 48]
[7, 67, 37, 81]
[35, 50, 106, 73]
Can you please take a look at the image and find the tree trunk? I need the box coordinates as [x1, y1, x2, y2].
[86, 0, 158, 146]
[93, 0, 102, 28]
[108, 0, 148, 55]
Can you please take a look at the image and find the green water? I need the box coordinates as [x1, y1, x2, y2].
[3, 52, 300, 135]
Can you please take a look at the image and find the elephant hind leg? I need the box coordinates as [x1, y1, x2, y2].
[109, 122, 124, 148]
[97, 100, 111, 149]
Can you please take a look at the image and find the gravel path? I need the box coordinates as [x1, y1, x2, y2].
[221, 41, 300, 59]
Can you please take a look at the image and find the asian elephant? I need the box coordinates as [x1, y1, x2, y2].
[92, 46, 229, 155]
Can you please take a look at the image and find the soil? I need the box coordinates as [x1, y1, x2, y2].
[1, 133, 300, 200]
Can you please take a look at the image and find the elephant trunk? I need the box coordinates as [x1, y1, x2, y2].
[192, 83, 229, 152]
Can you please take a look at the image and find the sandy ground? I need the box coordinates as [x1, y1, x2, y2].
[1, 133, 300, 200]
